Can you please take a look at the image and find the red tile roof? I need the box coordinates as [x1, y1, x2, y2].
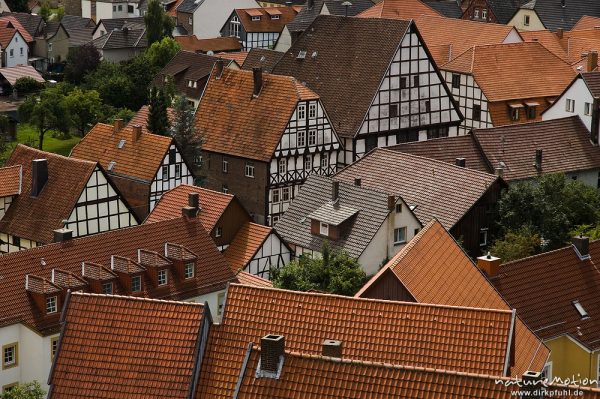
[358, 0, 440, 19]
[0, 16, 32, 44]
[175, 35, 242, 53]
[49, 292, 205, 399]
[235, 7, 298, 33]
[442, 42, 576, 102]
[0, 216, 236, 335]
[70, 122, 174, 182]
[572, 16, 600, 31]
[235, 270, 273, 287]
[356, 220, 550, 377]
[0, 21, 16, 47]
[520, 30, 569, 62]
[0, 65, 44, 86]
[223, 222, 273, 272]
[196, 284, 522, 397]
[195, 68, 319, 161]
[216, 51, 249, 66]
[127, 105, 175, 135]
[0, 145, 99, 243]
[0, 164, 21, 197]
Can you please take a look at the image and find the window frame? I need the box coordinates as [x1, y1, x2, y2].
[131, 275, 142, 292]
[297, 103, 306, 119]
[319, 222, 329, 236]
[222, 158, 228, 173]
[157, 269, 168, 286]
[473, 104, 482, 121]
[184, 262, 195, 279]
[585, 102, 592, 116]
[308, 103, 317, 118]
[272, 188, 280, 203]
[479, 228, 488, 247]
[217, 292, 226, 315]
[51, 336, 59, 361]
[297, 130, 306, 147]
[282, 186, 290, 202]
[175, 164, 182, 179]
[395, 203, 402, 213]
[278, 158, 287, 174]
[215, 226, 223, 237]
[320, 154, 328, 168]
[308, 129, 317, 146]
[304, 155, 312, 171]
[524, 14, 530, 26]
[451, 74, 460, 89]
[245, 161, 255, 178]
[393, 227, 407, 245]
[162, 165, 168, 180]
[102, 281, 113, 295]
[2, 343, 18, 370]
[46, 296, 58, 314]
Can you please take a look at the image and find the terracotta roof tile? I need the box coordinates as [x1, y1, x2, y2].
[0, 216, 235, 335]
[442, 42, 576, 102]
[49, 292, 205, 398]
[127, 105, 175, 135]
[0, 16, 32, 42]
[70, 123, 173, 182]
[195, 68, 319, 161]
[520, 30, 569, 62]
[582, 71, 600, 97]
[0, 21, 16, 47]
[241, 48, 283, 73]
[235, 7, 298, 33]
[473, 116, 600, 181]
[235, 270, 273, 287]
[0, 164, 21, 197]
[0, 145, 98, 243]
[335, 148, 499, 229]
[216, 51, 249, 66]
[560, 29, 600, 64]
[175, 35, 242, 53]
[196, 284, 520, 397]
[493, 239, 600, 351]
[573, 16, 600, 31]
[357, 221, 550, 376]
[146, 184, 236, 231]
[223, 222, 273, 272]
[358, 0, 440, 19]
[0, 65, 44, 86]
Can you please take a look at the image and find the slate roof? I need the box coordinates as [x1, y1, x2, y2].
[358, 0, 440, 19]
[335, 148, 500, 230]
[66, 27, 94, 47]
[442, 42, 576, 102]
[92, 28, 147, 50]
[175, 35, 242, 53]
[492, 239, 600, 351]
[485, 0, 524, 24]
[581, 71, 600, 97]
[0, 164, 21, 197]
[357, 220, 550, 377]
[276, 175, 407, 259]
[223, 222, 274, 272]
[273, 16, 410, 139]
[196, 284, 520, 398]
[60, 14, 94, 31]
[127, 105, 175, 135]
[176, 0, 202, 14]
[233, 6, 298, 33]
[423, 0, 462, 18]
[195, 67, 319, 161]
[70, 122, 174, 183]
[0, 12, 42, 37]
[530, 0, 600, 31]
[285, 0, 374, 34]
[307, 201, 358, 226]
[0, 145, 98, 244]
[0, 65, 44, 86]
[49, 293, 205, 399]
[241, 48, 283, 72]
[0, 216, 236, 335]
[94, 16, 144, 35]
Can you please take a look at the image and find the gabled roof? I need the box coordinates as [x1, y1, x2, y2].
[232, 6, 298, 33]
[0, 19, 16, 47]
[357, 220, 550, 376]
[49, 293, 205, 399]
[70, 122, 174, 183]
[0, 216, 235, 335]
[92, 28, 147, 50]
[285, 0, 375, 34]
[223, 222, 275, 272]
[0, 12, 42, 37]
[196, 284, 520, 398]
[66, 27, 94, 47]
[442, 42, 576, 102]
[93, 16, 144, 35]
[335, 148, 500, 229]
[423, 0, 462, 18]
[176, 0, 203, 14]
[573, 15, 600, 30]
[0, 65, 44, 86]
[485, 0, 525, 24]
[492, 239, 600, 351]
[520, 30, 569, 62]
[358, 0, 440, 19]
[528, 0, 600, 31]
[153, 50, 221, 97]
[273, 15, 410, 139]
[0, 145, 98, 243]
[0, 164, 21, 197]
[414, 15, 521, 66]
[216, 51, 248, 66]
[60, 14, 94, 31]
[235, 270, 273, 287]
[127, 105, 175, 135]
[473, 116, 600, 181]
[560, 28, 600, 64]
[241, 48, 283, 73]
[195, 67, 319, 161]
[0, 15, 32, 42]
[174, 35, 242, 53]
[581, 71, 600, 97]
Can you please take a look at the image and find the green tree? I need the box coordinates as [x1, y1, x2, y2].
[19, 88, 69, 150]
[272, 242, 366, 296]
[65, 44, 101, 85]
[65, 88, 102, 136]
[85, 61, 134, 109]
[489, 227, 541, 263]
[170, 95, 202, 175]
[39, 1, 51, 21]
[146, 36, 180, 69]
[1, 381, 45, 399]
[13, 77, 44, 95]
[147, 86, 170, 135]
[106, 107, 135, 124]
[571, 225, 600, 240]
[144, 0, 174, 46]
[56, 6, 65, 20]
[122, 54, 157, 109]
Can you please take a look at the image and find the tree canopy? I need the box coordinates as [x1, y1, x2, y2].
[64, 44, 101, 85]
[64, 88, 102, 136]
[146, 37, 180, 69]
[170, 95, 203, 178]
[1, 381, 45, 399]
[144, 0, 174, 46]
[19, 87, 69, 149]
[147, 86, 170, 135]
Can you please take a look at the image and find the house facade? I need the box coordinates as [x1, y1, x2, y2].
[0, 28, 27, 68]
[175, 0, 259, 39]
[82, 0, 140, 21]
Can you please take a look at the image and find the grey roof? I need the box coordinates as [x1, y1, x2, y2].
[94, 17, 145, 36]
[307, 201, 359, 226]
[423, 0, 462, 18]
[486, 0, 525, 24]
[286, 0, 374, 33]
[529, 0, 600, 31]
[61, 15, 95, 31]
[92, 28, 147, 50]
[241, 48, 284, 73]
[67, 27, 95, 47]
[177, 0, 203, 14]
[275, 175, 395, 259]
[581, 72, 600, 98]
[1, 12, 42, 37]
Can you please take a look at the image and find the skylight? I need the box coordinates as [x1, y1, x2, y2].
[108, 161, 116, 171]
[297, 50, 307, 59]
[118, 139, 126, 149]
[573, 300, 589, 320]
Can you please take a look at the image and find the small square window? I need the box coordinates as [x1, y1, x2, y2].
[394, 227, 407, 244]
[308, 103, 317, 118]
[222, 185, 229, 194]
[118, 4, 123, 11]
[526, 105, 536, 120]
[278, 159, 287, 174]
[474, 8, 479, 18]
[51, 336, 59, 360]
[452, 74, 460, 89]
[245, 162, 255, 178]
[2, 343, 17, 369]
[251, 15, 260, 21]
[9, 49, 13, 57]
[395, 203, 402, 213]
[304, 155, 312, 171]
[585, 102, 592, 115]
[566, 98, 575, 112]
[272, 188, 280, 203]
[157, 269, 168, 285]
[162, 165, 168, 180]
[509, 107, 520, 121]
[12, 236, 20, 247]
[102, 282, 113, 294]
[215, 226, 223, 237]
[481, 8, 487, 19]
[524, 15, 530, 26]
[320, 222, 329, 236]
[320, 155, 328, 168]
[46, 296, 57, 313]
[184, 262, 195, 279]
[217, 292, 225, 315]
[389, 103, 399, 118]
[131, 275, 142, 292]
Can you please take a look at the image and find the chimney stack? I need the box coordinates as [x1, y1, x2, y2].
[495, 166, 504, 178]
[455, 158, 466, 167]
[573, 236, 590, 259]
[534, 149, 542, 171]
[31, 159, 48, 197]
[588, 51, 598, 72]
[132, 124, 142, 143]
[477, 253, 501, 277]
[182, 192, 200, 218]
[354, 177, 361, 186]
[520, 371, 543, 399]
[53, 228, 73, 243]
[214, 59, 224, 79]
[113, 118, 124, 134]
[322, 339, 342, 358]
[188, 192, 200, 210]
[260, 334, 285, 375]
[387, 195, 395, 211]
[556, 28, 564, 39]
[252, 67, 263, 97]
[331, 181, 339, 202]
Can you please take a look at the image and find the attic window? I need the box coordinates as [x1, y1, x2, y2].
[320, 222, 329, 236]
[573, 300, 589, 319]
[297, 50, 307, 59]
[118, 139, 126, 149]
[107, 161, 116, 171]
[46, 296, 57, 314]
[252, 15, 260, 21]
[271, 14, 280, 19]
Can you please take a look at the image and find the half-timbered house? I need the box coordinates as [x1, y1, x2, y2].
[147, 184, 292, 278]
[272, 15, 463, 164]
[0, 144, 138, 254]
[70, 119, 195, 221]
[195, 63, 341, 226]
[440, 42, 576, 134]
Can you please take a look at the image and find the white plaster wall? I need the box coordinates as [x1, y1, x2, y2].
[192, 0, 260, 39]
[5, 33, 28, 68]
[81, 0, 91, 18]
[543, 77, 594, 131]
[509, 9, 545, 31]
[503, 28, 523, 44]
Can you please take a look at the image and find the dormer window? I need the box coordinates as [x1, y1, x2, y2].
[157, 269, 167, 286]
[131, 275, 142, 292]
[46, 296, 57, 313]
[102, 281, 113, 294]
[184, 262, 195, 278]
[271, 14, 279, 19]
[188, 80, 197, 88]
[320, 222, 329, 236]
[251, 15, 260, 21]
[573, 300, 589, 319]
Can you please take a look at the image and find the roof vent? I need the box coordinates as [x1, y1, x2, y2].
[311, 51, 317, 59]
[455, 158, 466, 167]
[354, 177, 361, 187]
[296, 50, 306, 59]
[572, 236, 590, 260]
[322, 339, 342, 358]
[520, 371, 543, 396]
[53, 228, 73, 243]
[107, 161, 116, 171]
[258, 334, 285, 378]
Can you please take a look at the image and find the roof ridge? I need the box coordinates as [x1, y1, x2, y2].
[499, 238, 600, 269]
[71, 291, 205, 306]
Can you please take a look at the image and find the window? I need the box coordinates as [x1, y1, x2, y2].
[113, 4, 116, 11]
[526, 105, 537, 119]
[184, 262, 195, 279]
[509, 107, 520, 121]
[118, 139, 126, 148]
[304, 155, 312, 171]
[48, 42, 53, 51]
[414, 228, 420, 236]
[2, 384, 18, 394]
[573, 300, 589, 319]
[297, 130, 306, 147]
[2, 343, 17, 369]
[473, 8, 479, 18]
[188, 16, 193, 25]
[245, 162, 255, 178]
[479, 228, 488, 247]
[308, 103, 317, 118]
[308, 129, 317, 146]
[394, 227, 407, 244]
[400, 77, 407, 89]
[222, 185, 229, 193]
[46, 296, 57, 313]
[127, 4, 133, 12]
[524, 14, 530, 26]
[389, 103, 399, 118]
[271, 215, 280, 225]
[272, 188, 280, 203]
[118, 4, 123, 11]
[230, 15, 240, 37]
[222, 158, 228, 173]
[131, 275, 142, 292]
[175, 164, 182, 179]
[51, 336, 59, 360]
[162, 165, 168, 180]
[320, 154, 328, 168]
[297, 103, 306, 119]
[102, 282, 113, 294]
[481, 8, 487, 19]
[215, 226, 222, 237]
[424, 100, 431, 113]
[320, 222, 329, 236]
[12, 236, 20, 247]
[217, 292, 226, 315]
[566, 98, 575, 112]
[473, 104, 481, 121]
[585, 102, 592, 115]
[542, 362, 552, 380]
[395, 203, 402, 213]
[251, 15, 260, 21]
[157, 269, 168, 285]
[413, 75, 419, 87]
[452, 74, 460, 89]
[278, 158, 287, 174]
[427, 126, 449, 139]
[9, 49, 13, 57]
[282, 187, 290, 201]
[271, 14, 280, 20]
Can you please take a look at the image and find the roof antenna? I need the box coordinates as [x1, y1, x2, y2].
[342, 1, 352, 16]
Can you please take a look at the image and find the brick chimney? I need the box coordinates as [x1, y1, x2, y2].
[588, 51, 598, 72]
[131, 124, 142, 143]
[31, 159, 48, 197]
[534, 149, 542, 171]
[455, 158, 466, 167]
[573, 236, 590, 259]
[182, 192, 200, 218]
[477, 253, 501, 277]
[322, 339, 342, 358]
[53, 228, 73, 243]
[113, 118, 124, 134]
[252, 67, 263, 97]
[354, 177, 361, 186]
[556, 28, 564, 39]
[214, 59, 224, 79]
[387, 195, 395, 211]
[260, 334, 285, 376]
[331, 181, 339, 202]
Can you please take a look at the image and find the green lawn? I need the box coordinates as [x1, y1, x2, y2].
[6, 124, 80, 157]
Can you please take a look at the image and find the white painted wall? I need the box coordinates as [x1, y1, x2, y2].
[81, 0, 91, 18]
[273, 26, 291, 52]
[243, 232, 291, 278]
[192, 0, 259, 39]
[543, 77, 594, 131]
[509, 9, 545, 31]
[150, 144, 194, 210]
[503, 28, 523, 44]
[443, 70, 492, 135]
[4, 32, 28, 68]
